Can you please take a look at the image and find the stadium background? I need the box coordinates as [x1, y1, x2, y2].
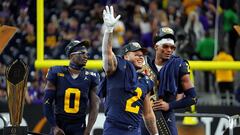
[0, 0, 240, 135]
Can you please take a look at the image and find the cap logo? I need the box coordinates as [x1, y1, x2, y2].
[132, 42, 141, 48]
[162, 27, 174, 34]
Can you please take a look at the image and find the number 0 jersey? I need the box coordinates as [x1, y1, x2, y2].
[46, 66, 100, 119]
[103, 57, 153, 127]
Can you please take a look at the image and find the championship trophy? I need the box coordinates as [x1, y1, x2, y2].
[3, 59, 29, 135]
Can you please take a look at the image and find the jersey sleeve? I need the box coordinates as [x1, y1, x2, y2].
[179, 60, 190, 78]
[116, 56, 126, 71]
[90, 71, 100, 89]
[46, 67, 58, 85]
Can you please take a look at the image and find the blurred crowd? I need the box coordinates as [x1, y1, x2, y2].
[0, 0, 239, 105]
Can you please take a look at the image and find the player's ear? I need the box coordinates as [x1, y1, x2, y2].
[123, 54, 129, 60]
[154, 44, 158, 51]
[69, 54, 74, 59]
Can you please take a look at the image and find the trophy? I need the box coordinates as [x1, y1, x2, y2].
[4, 59, 28, 135]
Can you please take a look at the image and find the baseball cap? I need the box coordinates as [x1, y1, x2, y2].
[121, 42, 147, 56]
[154, 27, 176, 43]
[65, 40, 90, 57]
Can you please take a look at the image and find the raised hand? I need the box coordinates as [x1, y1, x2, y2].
[103, 5, 121, 33]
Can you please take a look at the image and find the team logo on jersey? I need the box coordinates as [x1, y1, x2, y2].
[85, 71, 89, 75]
[167, 118, 172, 122]
[57, 73, 64, 77]
[90, 72, 96, 76]
[44, 99, 50, 104]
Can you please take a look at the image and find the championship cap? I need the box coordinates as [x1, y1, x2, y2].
[65, 40, 90, 57]
[154, 27, 176, 43]
[121, 42, 147, 55]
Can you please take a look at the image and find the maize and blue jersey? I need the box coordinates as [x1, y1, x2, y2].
[46, 66, 100, 135]
[141, 56, 190, 135]
[101, 57, 153, 135]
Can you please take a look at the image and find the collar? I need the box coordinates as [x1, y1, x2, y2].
[69, 61, 83, 70]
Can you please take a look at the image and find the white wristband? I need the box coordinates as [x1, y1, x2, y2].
[105, 27, 114, 33]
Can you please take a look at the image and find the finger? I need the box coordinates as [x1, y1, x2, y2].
[106, 6, 110, 14]
[153, 101, 160, 105]
[153, 108, 161, 111]
[152, 106, 161, 111]
[103, 10, 106, 16]
[152, 104, 161, 108]
[153, 100, 161, 105]
[115, 15, 121, 21]
[110, 6, 114, 17]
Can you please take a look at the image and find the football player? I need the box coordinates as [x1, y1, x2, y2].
[43, 40, 100, 135]
[99, 6, 159, 135]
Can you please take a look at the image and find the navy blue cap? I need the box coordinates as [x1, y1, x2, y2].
[154, 27, 176, 43]
[65, 40, 90, 57]
[121, 42, 147, 55]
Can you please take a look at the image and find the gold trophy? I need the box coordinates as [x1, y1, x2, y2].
[4, 59, 28, 135]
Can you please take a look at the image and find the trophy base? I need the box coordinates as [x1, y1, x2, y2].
[3, 126, 28, 135]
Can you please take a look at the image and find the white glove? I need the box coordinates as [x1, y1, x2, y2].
[103, 5, 121, 33]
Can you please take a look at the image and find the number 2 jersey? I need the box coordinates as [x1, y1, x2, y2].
[100, 57, 154, 128]
[46, 66, 100, 119]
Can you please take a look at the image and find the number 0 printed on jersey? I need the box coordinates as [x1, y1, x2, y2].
[64, 88, 81, 113]
[125, 87, 142, 114]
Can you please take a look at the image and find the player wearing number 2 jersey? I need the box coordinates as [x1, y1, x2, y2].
[43, 40, 100, 135]
[99, 6, 158, 135]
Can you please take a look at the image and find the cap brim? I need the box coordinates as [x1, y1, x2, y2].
[139, 48, 148, 55]
[124, 48, 148, 55]
[66, 40, 91, 57]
